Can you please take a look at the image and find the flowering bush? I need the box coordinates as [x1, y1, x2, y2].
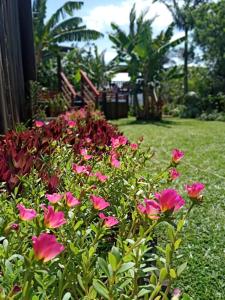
[0, 108, 205, 299]
[0, 108, 120, 190]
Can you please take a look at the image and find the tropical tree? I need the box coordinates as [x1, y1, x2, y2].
[194, 0, 225, 94]
[32, 0, 103, 66]
[109, 5, 146, 114]
[109, 5, 184, 120]
[154, 0, 208, 95]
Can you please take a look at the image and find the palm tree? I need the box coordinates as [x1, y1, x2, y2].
[109, 5, 184, 120]
[32, 0, 103, 66]
[154, 0, 207, 95]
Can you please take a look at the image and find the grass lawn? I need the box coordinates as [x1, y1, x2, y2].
[113, 117, 225, 300]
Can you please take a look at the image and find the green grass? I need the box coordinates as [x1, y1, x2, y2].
[113, 117, 225, 300]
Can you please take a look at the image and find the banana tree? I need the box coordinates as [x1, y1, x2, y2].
[109, 5, 185, 120]
[32, 0, 103, 66]
[109, 6, 152, 114]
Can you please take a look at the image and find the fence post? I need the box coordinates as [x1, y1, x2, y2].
[102, 90, 107, 117]
[115, 92, 119, 119]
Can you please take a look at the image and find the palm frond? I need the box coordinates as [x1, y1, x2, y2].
[157, 36, 185, 55]
[50, 17, 83, 36]
[52, 28, 103, 43]
[129, 4, 136, 37]
[45, 1, 83, 31]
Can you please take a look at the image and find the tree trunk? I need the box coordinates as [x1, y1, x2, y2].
[184, 27, 189, 95]
[143, 83, 150, 119]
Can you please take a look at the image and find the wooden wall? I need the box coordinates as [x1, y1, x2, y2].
[0, 0, 35, 133]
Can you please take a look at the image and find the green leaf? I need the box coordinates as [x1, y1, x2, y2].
[117, 262, 135, 274]
[111, 246, 121, 263]
[98, 257, 110, 277]
[108, 253, 117, 271]
[167, 225, 175, 242]
[159, 268, 168, 283]
[170, 268, 176, 279]
[69, 243, 79, 255]
[137, 288, 150, 297]
[89, 246, 95, 258]
[177, 219, 185, 232]
[74, 220, 83, 231]
[3, 239, 8, 252]
[93, 279, 109, 299]
[143, 266, 158, 273]
[174, 238, 182, 250]
[165, 244, 172, 264]
[62, 292, 72, 300]
[77, 274, 85, 292]
[177, 262, 187, 277]
[150, 273, 157, 285]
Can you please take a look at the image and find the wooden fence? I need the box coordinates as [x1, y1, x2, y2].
[0, 0, 35, 133]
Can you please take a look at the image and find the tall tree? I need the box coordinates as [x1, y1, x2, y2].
[194, 0, 225, 94]
[109, 5, 184, 120]
[32, 0, 102, 66]
[154, 0, 208, 95]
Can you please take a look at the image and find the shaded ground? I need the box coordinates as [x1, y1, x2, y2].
[113, 117, 225, 300]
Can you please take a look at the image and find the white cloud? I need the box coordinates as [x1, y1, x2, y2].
[83, 0, 173, 34]
[104, 49, 117, 62]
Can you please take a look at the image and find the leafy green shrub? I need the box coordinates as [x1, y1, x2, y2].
[0, 112, 205, 299]
[199, 111, 225, 121]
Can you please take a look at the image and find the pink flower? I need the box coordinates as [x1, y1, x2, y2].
[185, 182, 205, 199]
[137, 199, 161, 220]
[111, 157, 121, 168]
[99, 213, 119, 228]
[17, 204, 37, 221]
[155, 189, 185, 212]
[172, 149, 184, 164]
[35, 120, 44, 128]
[90, 195, 110, 210]
[172, 288, 182, 300]
[95, 172, 108, 183]
[80, 149, 93, 160]
[130, 143, 138, 151]
[11, 223, 20, 231]
[68, 120, 76, 128]
[43, 206, 66, 228]
[85, 138, 92, 143]
[32, 233, 64, 262]
[65, 192, 80, 207]
[169, 168, 180, 180]
[111, 136, 128, 148]
[46, 193, 63, 204]
[110, 152, 121, 168]
[72, 164, 92, 175]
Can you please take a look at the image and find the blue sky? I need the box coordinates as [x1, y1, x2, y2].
[46, 0, 183, 63]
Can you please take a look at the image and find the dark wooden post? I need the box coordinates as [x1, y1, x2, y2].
[126, 93, 129, 117]
[102, 90, 107, 117]
[115, 92, 119, 119]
